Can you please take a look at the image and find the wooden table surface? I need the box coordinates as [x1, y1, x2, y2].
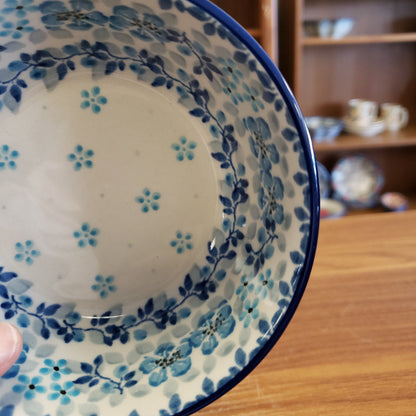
[197, 211, 416, 416]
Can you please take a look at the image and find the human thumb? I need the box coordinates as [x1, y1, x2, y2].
[0, 322, 23, 376]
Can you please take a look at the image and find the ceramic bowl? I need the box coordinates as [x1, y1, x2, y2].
[316, 161, 331, 199]
[320, 198, 347, 219]
[0, 1, 319, 415]
[380, 192, 408, 212]
[303, 18, 355, 39]
[332, 155, 384, 209]
[305, 116, 344, 143]
[344, 118, 386, 137]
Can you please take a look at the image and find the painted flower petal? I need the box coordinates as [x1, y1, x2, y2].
[170, 357, 191, 377]
[148, 368, 167, 387]
[201, 335, 218, 355]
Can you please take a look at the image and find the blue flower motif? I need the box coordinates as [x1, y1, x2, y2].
[0, 144, 19, 170]
[12, 375, 46, 400]
[258, 175, 284, 226]
[109, 6, 166, 42]
[1, 0, 39, 18]
[221, 77, 243, 105]
[171, 136, 197, 161]
[73, 222, 99, 248]
[67, 145, 94, 171]
[170, 231, 193, 254]
[135, 188, 161, 212]
[14, 240, 40, 265]
[0, 16, 34, 39]
[91, 275, 117, 299]
[245, 116, 279, 172]
[255, 269, 274, 299]
[80, 86, 107, 114]
[235, 274, 255, 301]
[242, 83, 264, 112]
[239, 298, 260, 328]
[139, 342, 192, 387]
[39, 359, 71, 381]
[39, 0, 108, 31]
[48, 381, 80, 405]
[218, 57, 243, 84]
[188, 301, 235, 355]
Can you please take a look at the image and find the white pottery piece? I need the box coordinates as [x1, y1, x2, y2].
[0, 1, 319, 415]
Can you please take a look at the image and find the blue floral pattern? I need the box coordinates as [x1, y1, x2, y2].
[73, 222, 99, 247]
[0, 0, 317, 414]
[170, 231, 193, 254]
[14, 240, 40, 265]
[48, 381, 80, 405]
[139, 342, 192, 387]
[171, 136, 197, 161]
[12, 375, 46, 400]
[91, 275, 117, 298]
[0, 15, 33, 39]
[188, 301, 235, 355]
[80, 86, 107, 113]
[0, 144, 19, 170]
[40, 359, 71, 381]
[135, 188, 161, 212]
[67, 144, 94, 170]
[40, 0, 108, 31]
[1, 0, 39, 18]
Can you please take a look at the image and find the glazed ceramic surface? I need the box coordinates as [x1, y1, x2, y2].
[0, 1, 319, 415]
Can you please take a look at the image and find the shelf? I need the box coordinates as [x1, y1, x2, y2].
[336, 192, 416, 217]
[302, 32, 416, 46]
[313, 125, 416, 153]
[247, 28, 262, 38]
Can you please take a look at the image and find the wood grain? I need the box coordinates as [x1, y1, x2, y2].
[196, 211, 416, 415]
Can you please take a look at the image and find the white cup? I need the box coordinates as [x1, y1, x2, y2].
[347, 99, 378, 126]
[381, 103, 409, 132]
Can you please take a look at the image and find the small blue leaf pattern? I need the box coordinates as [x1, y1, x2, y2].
[91, 275, 117, 299]
[73, 222, 99, 248]
[135, 188, 161, 212]
[67, 145, 94, 171]
[80, 86, 107, 114]
[171, 136, 197, 161]
[0, 144, 19, 171]
[170, 231, 193, 254]
[14, 240, 40, 265]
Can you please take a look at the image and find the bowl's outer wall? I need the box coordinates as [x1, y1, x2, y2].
[175, 1, 320, 415]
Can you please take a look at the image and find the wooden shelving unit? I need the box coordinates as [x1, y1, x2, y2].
[210, 0, 278, 63]
[278, 0, 416, 214]
[302, 32, 416, 45]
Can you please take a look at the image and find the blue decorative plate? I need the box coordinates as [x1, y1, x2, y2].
[316, 161, 331, 199]
[0, 1, 319, 415]
[331, 155, 384, 209]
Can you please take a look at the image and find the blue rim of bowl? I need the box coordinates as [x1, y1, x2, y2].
[175, 1, 320, 415]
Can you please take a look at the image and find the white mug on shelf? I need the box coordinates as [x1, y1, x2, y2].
[381, 103, 409, 132]
[347, 99, 378, 126]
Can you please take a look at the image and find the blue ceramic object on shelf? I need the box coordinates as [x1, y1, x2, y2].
[331, 155, 384, 209]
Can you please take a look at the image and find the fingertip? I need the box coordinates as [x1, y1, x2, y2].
[0, 322, 23, 376]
